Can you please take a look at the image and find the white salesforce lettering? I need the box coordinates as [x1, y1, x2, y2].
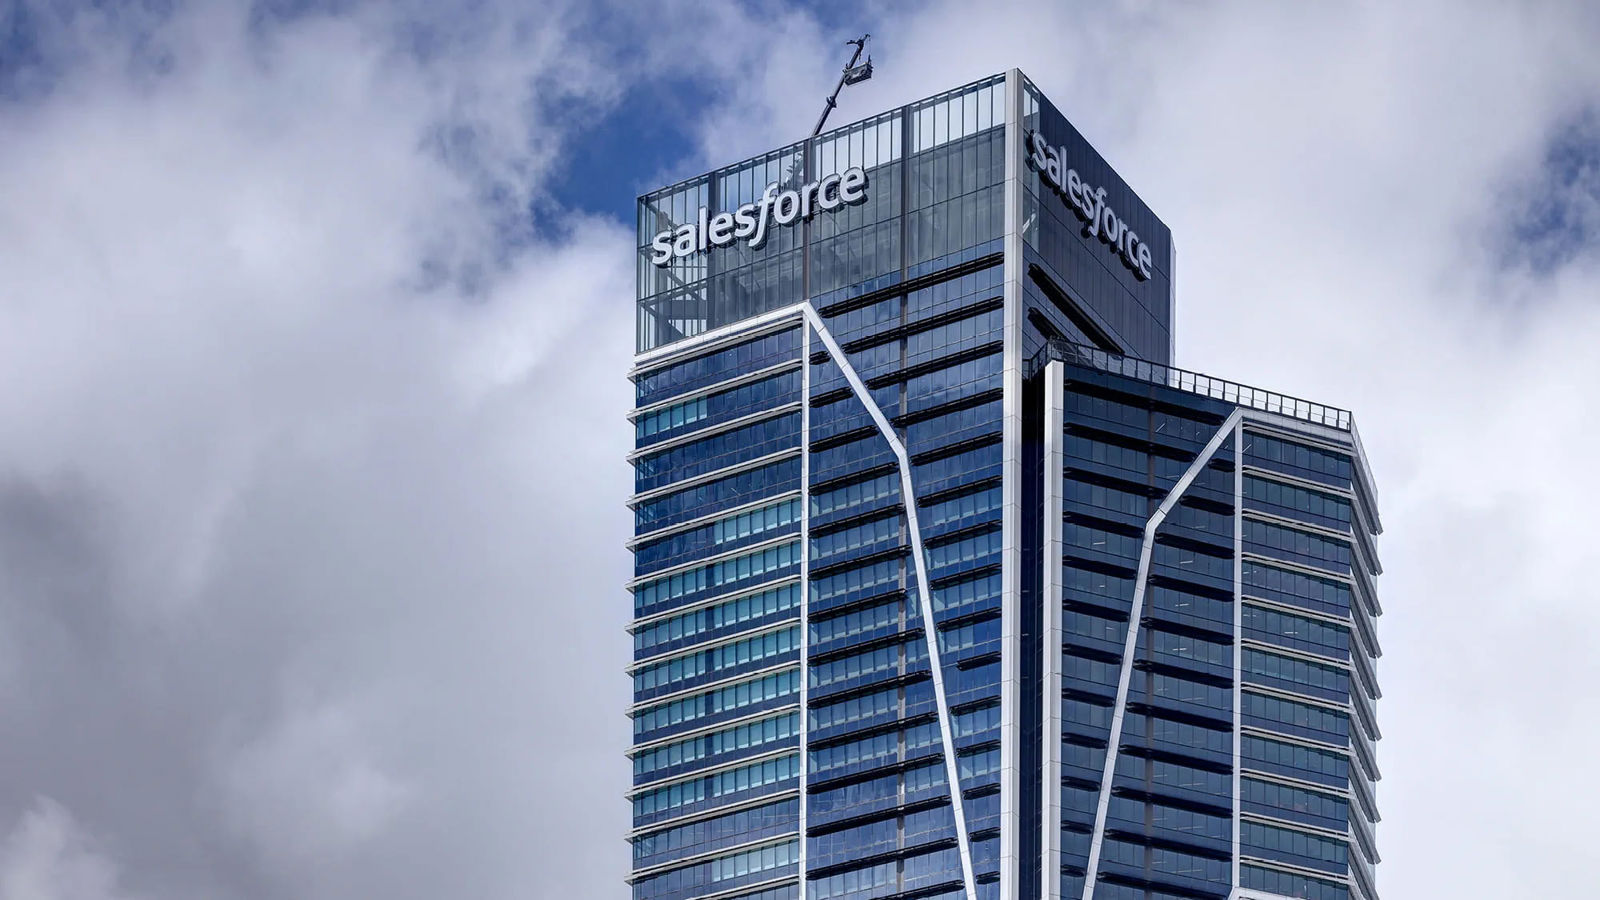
[650, 166, 869, 267]
[1027, 131, 1153, 281]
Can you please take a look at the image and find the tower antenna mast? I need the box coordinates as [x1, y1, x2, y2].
[812, 35, 873, 137]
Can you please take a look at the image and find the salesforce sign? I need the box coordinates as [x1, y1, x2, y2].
[650, 167, 869, 267]
[1027, 131, 1153, 281]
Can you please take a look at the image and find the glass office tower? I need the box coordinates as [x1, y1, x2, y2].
[627, 71, 1381, 900]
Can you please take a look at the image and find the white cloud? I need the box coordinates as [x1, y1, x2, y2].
[1, 0, 1597, 898]
[0, 799, 131, 900]
[0, 2, 645, 898]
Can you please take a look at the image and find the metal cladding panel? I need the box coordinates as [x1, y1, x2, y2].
[1021, 80, 1173, 365]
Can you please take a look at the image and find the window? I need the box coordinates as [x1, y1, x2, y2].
[810, 557, 900, 604]
[1241, 776, 1349, 825]
[637, 396, 707, 441]
[709, 839, 798, 882]
[811, 513, 902, 561]
[634, 626, 800, 694]
[809, 599, 903, 645]
[631, 753, 799, 817]
[1244, 433, 1353, 485]
[811, 639, 926, 689]
[633, 669, 799, 736]
[1242, 561, 1352, 618]
[634, 412, 800, 490]
[811, 472, 898, 517]
[636, 459, 799, 532]
[1147, 627, 1230, 666]
[1244, 475, 1352, 529]
[634, 712, 798, 779]
[1243, 648, 1349, 698]
[1241, 864, 1348, 900]
[635, 541, 800, 615]
[1241, 821, 1348, 868]
[1241, 602, 1349, 659]
[922, 484, 1001, 529]
[634, 582, 799, 654]
[1244, 519, 1352, 573]
[1243, 690, 1350, 742]
[933, 570, 1000, 614]
[1241, 734, 1349, 783]
[634, 328, 800, 405]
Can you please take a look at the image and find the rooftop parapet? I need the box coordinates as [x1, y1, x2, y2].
[1031, 338, 1380, 522]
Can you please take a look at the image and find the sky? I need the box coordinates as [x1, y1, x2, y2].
[0, 0, 1597, 898]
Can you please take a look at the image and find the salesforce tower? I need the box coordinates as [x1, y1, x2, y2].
[626, 71, 1382, 900]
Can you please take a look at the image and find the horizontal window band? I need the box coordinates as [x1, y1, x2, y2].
[1107, 785, 1231, 819]
[626, 789, 800, 839]
[1242, 507, 1355, 545]
[1028, 262, 1126, 357]
[631, 359, 802, 421]
[1240, 638, 1352, 672]
[629, 620, 802, 673]
[1240, 767, 1352, 798]
[910, 431, 1002, 467]
[814, 252, 1002, 319]
[1242, 683, 1351, 715]
[930, 562, 1000, 590]
[627, 747, 799, 796]
[917, 475, 1005, 509]
[867, 342, 1003, 391]
[632, 308, 804, 374]
[803, 836, 960, 882]
[627, 402, 801, 463]
[1241, 421, 1358, 460]
[808, 587, 911, 624]
[632, 874, 795, 900]
[1241, 464, 1355, 501]
[628, 490, 802, 549]
[805, 795, 951, 839]
[1242, 551, 1352, 588]
[1238, 855, 1352, 886]
[1120, 702, 1232, 734]
[1239, 811, 1350, 843]
[809, 505, 903, 540]
[808, 628, 924, 667]
[805, 669, 932, 710]
[807, 341, 1004, 407]
[628, 662, 799, 715]
[626, 533, 799, 590]
[1064, 420, 1234, 464]
[923, 519, 1002, 550]
[1059, 375, 1232, 433]
[629, 448, 801, 507]
[809, 296, 1006, 363]
[1239, 725, 1351, 758]
[810, 424, 881, 454]
[933, 606, 1002, 634]
[809, 545, 909, 581]
[628, 832, 800, 882]
[629, 575, 799, 632]
[807, 710, 940, 753]
[629, 704, 801, 754]
[810, 463, 900, 496]
[1240, 594, 1352, 630]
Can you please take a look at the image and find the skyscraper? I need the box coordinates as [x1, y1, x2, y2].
[628, 71, 1380, 900]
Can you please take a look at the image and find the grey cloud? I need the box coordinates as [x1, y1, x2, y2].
[6, 0, 1600, 899]
[0, 799, 132, 900]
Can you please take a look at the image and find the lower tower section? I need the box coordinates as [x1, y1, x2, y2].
[1030, 343, 1381, 900]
